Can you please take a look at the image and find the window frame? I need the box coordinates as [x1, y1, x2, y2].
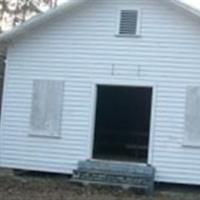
[116, 8, 142, 37]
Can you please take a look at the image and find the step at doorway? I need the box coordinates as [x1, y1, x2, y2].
[72, 160, 155, 194]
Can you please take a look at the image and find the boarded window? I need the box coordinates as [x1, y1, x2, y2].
[119, 10, 139, 35]
[185, 87, 200, 144]
[30, 80, 64, 137]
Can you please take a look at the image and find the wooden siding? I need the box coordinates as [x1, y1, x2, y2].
[1, 0, 200, 185]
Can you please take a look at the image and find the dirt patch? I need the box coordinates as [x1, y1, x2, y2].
[0, 168, 13, 177]
[0, 173, 200, 200]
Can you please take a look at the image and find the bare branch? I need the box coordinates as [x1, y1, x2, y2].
[0, 0, 59, 31]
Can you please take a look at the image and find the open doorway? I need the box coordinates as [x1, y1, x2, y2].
[93, 85, 153, 163]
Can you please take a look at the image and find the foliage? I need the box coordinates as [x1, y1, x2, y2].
[0, 0, 58, 31]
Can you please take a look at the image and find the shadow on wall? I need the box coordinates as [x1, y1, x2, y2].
[0, 44, 6, 115]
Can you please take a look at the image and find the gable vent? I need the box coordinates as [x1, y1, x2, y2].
[119, 10, 138, 35]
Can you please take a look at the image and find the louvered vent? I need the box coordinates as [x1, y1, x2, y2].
[119, 10, 138, 35]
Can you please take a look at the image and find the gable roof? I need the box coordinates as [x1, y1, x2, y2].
[0, 0, 199, 43]
[171, 0, 200, 18]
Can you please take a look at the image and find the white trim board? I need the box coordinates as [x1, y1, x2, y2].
[88, 79, 157, 165]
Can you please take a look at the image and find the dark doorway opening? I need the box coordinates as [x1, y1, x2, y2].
[93, 85, 153, 163]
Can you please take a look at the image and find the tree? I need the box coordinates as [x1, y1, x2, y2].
[0, 0, 58, 32]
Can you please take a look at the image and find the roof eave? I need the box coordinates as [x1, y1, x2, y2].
[170, 0, 200, 18]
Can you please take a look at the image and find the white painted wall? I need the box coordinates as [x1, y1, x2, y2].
[1, 0, 200, 185]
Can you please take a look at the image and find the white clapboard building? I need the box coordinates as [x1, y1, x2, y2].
[0, 0, 200, 186]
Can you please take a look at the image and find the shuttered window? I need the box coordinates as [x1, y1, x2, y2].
[185, 87, 200, 144]
[30, 80, 64, 138]
[119, 10, 139, 36]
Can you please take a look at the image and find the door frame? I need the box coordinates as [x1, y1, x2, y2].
[88, 79, 157, 165]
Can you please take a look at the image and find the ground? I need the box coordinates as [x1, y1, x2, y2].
[0, 170, 200, 200]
